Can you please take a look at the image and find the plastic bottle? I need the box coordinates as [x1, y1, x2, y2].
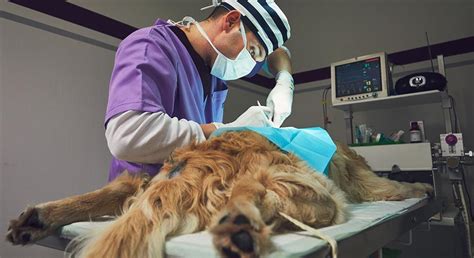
[410, 122, 422, 143]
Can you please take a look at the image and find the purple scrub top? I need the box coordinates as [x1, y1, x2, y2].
[105, 19, 229, 181]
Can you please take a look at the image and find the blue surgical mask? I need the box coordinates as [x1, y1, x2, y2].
[190, 17, 256, 81]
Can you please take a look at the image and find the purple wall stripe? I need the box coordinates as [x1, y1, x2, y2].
[9, 0, 137, 40]
[293, 67, 331, 86]
[240, 74, 274, 89]
[389, 36, 474, 65]
[10, 0, 474, 89]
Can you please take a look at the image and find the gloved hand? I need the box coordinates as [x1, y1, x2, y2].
[266, 70, 294, 128]
[213, 106, 274, 128]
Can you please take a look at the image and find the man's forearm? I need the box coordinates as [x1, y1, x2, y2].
[264, 47, 295, 128]
[105, 111, 207, 164]
[267, 47, 292, 75]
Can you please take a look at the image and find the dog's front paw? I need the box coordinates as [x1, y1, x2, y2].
[423, 183, 434, 197]
[409, 182, 434, 199]
[210, 203, 273, 258]
[6, 206, 54, 245]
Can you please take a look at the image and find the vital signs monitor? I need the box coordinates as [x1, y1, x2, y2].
[331, 52, 391, 106]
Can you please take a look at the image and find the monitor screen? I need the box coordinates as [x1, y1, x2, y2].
[335, 57, 382, 98]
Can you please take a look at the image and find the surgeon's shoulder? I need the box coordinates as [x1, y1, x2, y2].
[117, 25, 177, 56]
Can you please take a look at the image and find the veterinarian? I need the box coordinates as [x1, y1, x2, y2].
[104, 0, 292, 181]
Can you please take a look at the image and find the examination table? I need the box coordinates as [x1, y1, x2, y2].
[35, 197, 441, 258]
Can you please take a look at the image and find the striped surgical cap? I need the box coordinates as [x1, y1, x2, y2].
[203, 0, 291, 56]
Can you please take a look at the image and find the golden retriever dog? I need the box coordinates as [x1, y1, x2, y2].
[6, 130, 432, 258]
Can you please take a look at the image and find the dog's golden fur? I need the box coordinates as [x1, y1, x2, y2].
[6, 131, 432, 257]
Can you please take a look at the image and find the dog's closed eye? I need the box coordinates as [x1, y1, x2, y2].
[168, 161, 185, 179]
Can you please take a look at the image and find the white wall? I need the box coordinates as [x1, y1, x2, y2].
[1, 1, 119, 256]
[280, 0, 473, 73]
[0, 12, 5, 258]
[275, 0, 473, 149]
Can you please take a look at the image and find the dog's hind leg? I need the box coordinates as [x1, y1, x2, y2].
[329, 143, 433, 202]
[210, 163, 348, 258]
[6, 172, 149, 245]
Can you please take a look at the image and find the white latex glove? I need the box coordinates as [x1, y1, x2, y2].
[266, 70, 294, 128]
[213, 106, 274, 128]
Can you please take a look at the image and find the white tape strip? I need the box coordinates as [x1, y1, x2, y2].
[279, 212, 338, 258]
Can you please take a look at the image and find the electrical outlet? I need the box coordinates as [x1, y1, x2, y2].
[440, 133, 464, 157]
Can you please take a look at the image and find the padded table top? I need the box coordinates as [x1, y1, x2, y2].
[47, 197, 437, 258]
